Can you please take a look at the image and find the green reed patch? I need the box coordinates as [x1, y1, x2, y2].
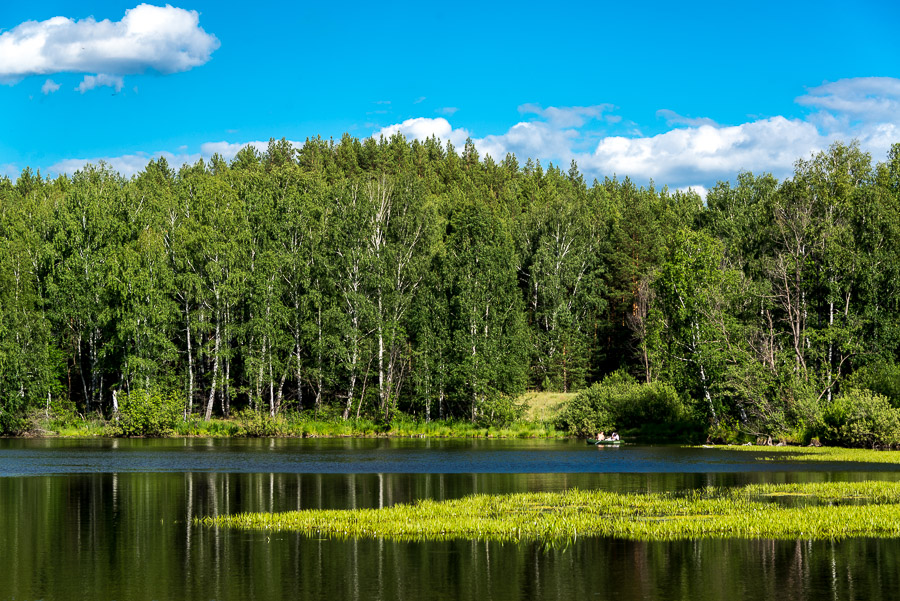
[711, 445, 900, 464]
[197, 481, 900, 542]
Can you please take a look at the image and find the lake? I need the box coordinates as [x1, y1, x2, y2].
[2, 438, 899, 600]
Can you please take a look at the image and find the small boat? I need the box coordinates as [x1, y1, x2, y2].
[586, 438, 621, 445]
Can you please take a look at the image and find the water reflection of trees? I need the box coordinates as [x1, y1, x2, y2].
[2, 473, 900, 599]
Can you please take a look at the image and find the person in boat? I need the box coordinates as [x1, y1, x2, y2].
[610, 432, 619, 441]
[596, 432, 606, 441]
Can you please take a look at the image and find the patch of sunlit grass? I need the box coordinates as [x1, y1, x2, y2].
[197, 481, 900, 542]
[707, 445, 900, 464]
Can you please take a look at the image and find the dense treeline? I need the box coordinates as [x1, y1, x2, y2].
[1, 135, 899, 440]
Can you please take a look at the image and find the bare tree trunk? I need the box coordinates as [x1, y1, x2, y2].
[343, 328, 358, 420]
[295, 337, 303, 409]
[315, 302, 323, 414]
[204, 311, 221, 422]
[377, 289, 386, 417]
[185, 301, 194, 419]
[268, 340, 275, 417]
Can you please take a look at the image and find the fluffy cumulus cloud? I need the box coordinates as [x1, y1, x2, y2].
[477, 121, 579, 163]
[583, 116, 824, 185]
[463, 104, 834, 189]
[44, 77, 900, 190]
[371, 78, 900, 192]
[375, 117, 471, 150]
[588, 78, 900, 188]
[0, 4, 219, 88]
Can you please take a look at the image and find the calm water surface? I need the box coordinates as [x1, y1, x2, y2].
[1, 438, 899, 600]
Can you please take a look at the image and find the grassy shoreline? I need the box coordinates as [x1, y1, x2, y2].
[197, 481, 900, 542]
[704, 444, 900, 464]
[11, 413, 565, 440]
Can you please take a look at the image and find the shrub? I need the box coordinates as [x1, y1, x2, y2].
[820, 388, 900, 448]
[554, 371, 695, 439]
[845, 361, 900, 408]
[0, 405, 26, 435]
[474, 392, 526, 428]
[113, 389, 181, 437]
[553, 376, 622, 436]
[234, 408, 282, 437]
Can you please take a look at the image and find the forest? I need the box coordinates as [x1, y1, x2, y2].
[2, 135, 900, 444]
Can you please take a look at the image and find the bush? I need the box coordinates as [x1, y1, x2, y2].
[554, 371, 696, 440]
[820, 388, 900, 448]
[0, 405, 26, 435]
[474, 393, 526, 428]
[845, 361, 900, 408]
[113, 389, 181, 437]
[553, 387, 615, 436]
[234, 408, 282, 437]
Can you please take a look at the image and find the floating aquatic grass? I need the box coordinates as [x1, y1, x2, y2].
[708, 445, 900, 464]
[197, 481, 900, 542]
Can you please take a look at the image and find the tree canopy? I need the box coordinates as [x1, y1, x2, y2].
[2, 136, 899, 441]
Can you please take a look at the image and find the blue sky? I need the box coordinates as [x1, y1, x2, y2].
[3, 1, 900, 193]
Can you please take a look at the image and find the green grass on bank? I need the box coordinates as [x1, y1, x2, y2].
[708, 444, 900, 464]
[13, 410, 564, 439]
[198, 481, 900, 543]
[11, 390, 571, 438]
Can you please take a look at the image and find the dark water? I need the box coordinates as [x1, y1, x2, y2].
[2, 439, 899, 600]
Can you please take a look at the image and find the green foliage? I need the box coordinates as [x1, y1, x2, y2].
[845, 361, 900, 408]
[820, 388, 900, 448]
[234, 408, 282, 437]
[473, 392, 526, 428]
[0, 409, 26, 436]
[555, 371, 697, 440]
[3, 137, 900, 447]
[553, 383, 617, 436]
[113, 389, 181, 437]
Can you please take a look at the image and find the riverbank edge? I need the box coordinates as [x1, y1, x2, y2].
[703, 443, 900, 463]
[4, 415, 567, 440]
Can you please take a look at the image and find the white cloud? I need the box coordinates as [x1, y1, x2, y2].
[41, 78, 60, 94]
[470, 104, 617, 165]
[797, 77, 900, 122]
[656, 109, 717, 127]
[518, 104, 614, 128]
[581, 117, 824, 186]
[463, 78, 900, 188]
[200, 140, 273, 161]
[676, 185, 709, 201]
[0, 4, 219, 85]
[476, 121, 578, 163]
[375, 117, 471, 150]
[49, 139, 303, 178]
[795, 77, 900, 160]
[40, 77, 900, 189]
[76, 74, 124, 93]
[51, 151, 200, 178]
